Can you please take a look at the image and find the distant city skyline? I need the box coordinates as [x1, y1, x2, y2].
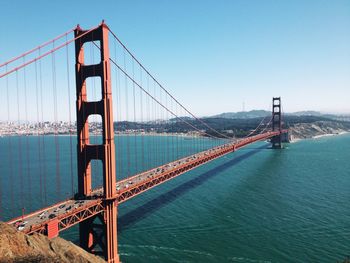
[1, 0, 349, 119]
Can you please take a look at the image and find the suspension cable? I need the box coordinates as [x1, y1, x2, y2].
[108, 28, 232, 139]
[260, 117, 273, 134]
[0, 25, 99, 79]
[244, 115, 270, 138]
[0, 28, 75, 68]
[109, 57, 223, 140]
[89, 40, 225, 140]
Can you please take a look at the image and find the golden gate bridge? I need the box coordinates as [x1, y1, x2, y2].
[0, 21, 287, 262]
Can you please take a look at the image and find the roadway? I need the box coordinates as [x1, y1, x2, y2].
[7, 130, 285, 235]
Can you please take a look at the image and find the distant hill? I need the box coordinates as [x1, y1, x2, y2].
[210, 110, 350, 121]
[169, 116, 193, 122]
[287, 111, 322, 116]
[211, 110, 270, 119]
[211, 110, 325, 119]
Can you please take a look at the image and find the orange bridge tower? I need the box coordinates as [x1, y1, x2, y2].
[75, 22, 120, 262]
[271, 97, 282, 149]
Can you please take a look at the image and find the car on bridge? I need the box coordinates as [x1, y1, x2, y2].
[13, 220, 27, 228]
[17, 224, 26, 231]
[48, 214, 57, 219]
[38, 211, 47, 218]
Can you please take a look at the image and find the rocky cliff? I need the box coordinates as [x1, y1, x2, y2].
[0, 222, 105, 263]
[288, 121, 350, 140]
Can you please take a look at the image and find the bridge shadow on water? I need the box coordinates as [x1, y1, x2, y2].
[118, 144, 268, 233]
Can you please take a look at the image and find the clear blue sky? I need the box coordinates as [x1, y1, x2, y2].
[1, 0, 349, 116]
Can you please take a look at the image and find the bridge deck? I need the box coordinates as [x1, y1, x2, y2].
[7, 131, 285, 236]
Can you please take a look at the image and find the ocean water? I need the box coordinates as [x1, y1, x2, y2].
[1, 134, 350, 262]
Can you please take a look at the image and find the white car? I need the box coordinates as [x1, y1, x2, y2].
[17, 224, 25, 231]
[14, 220, 26, 227]
[38, 211, 47, 218]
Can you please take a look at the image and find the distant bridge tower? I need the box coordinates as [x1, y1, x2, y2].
[271, 97, 282, 148]
[75, 22, 120, 262]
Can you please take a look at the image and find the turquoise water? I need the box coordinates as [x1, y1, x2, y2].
[1, 134, 350, 262]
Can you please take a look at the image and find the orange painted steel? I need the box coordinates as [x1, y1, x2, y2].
[46, 219, 59, 238]
[75, 22, 119, 263]
[116, 130, 284, 203]
[18, 200, 104, 236]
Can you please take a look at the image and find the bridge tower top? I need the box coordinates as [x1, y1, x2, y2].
[272, 97, 282, 148]
[272, 97, 282, 132]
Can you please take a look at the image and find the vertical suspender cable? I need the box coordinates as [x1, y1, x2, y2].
[66, 34, 74, 195]
[34, 60, 43, 205]
[171, 98, 174, 161]
[123, 50, 130, 178]
[140, 66, 145, 171]
[6, 65, 14, 214]
[23, 57, 32, 211]
[165, 93, 169, 163]
[146, 74, 151, 169]
[51, 41, 61, 200]
[16, 71, 24, 211]
[38, 47, 47, 205]
[176, 103, 179, 159]
[118, 54, 123, 179]
[159, 88, 163, 164]
[113, 38, 122, 181]
[153, 81, 158, 166]
[132, 60, 138, 175]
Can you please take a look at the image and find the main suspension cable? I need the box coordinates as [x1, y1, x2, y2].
[109, 57, 223, 140]
[0, 28, 75, 68]
[89, 40, 225, 140]
[108, 28, 232, 139]
[0, 25, 99, 79]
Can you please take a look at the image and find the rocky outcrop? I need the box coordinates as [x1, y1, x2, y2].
[288, 121, 350, 140]
[0, 222, 105, 263]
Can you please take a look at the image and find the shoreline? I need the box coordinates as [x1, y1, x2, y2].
[290, 131, 349, 143]
[0, 132, 207, 139]
[2, 130, 349, 142]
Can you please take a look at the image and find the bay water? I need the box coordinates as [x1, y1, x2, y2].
[0, 134, 350, 262]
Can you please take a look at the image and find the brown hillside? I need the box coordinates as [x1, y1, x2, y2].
[0, 222, 105, 263]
